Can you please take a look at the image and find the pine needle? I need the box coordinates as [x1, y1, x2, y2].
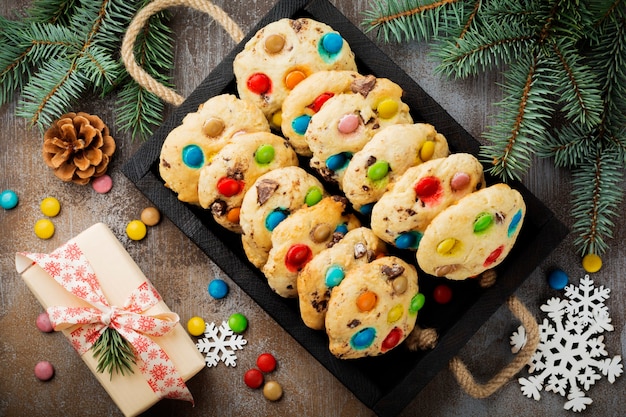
[91, 327, 136, 379]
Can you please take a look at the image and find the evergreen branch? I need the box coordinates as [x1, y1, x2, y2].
[26, 0, 79, 25]
[570, 149, 624, 255]
[20, 22, 83, 62]
[76, 44, 122, 87]
[0, 17, 32, 105]
[537, 123, 595, 167]
[91, 327, 136, 379]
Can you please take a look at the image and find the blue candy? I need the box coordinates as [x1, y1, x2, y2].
[548, 269, 569, 290]
[208, 279, 229, 299]
[1, 190, 18, 210]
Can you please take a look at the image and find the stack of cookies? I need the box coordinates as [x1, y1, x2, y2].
[157, 18, 526, 359]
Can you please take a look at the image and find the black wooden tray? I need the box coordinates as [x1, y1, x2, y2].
[122, 1, 568, 416]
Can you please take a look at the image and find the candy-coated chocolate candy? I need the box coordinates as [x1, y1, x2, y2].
[256, 352, 277, 373]
[395, 231, 421, 250]
[254, 144, 275, 165]
[508, 209, 523, 238]
[376, 98, 398, 119]
[187, 316, 206, 336]
[325, 265, 345, 288]
[271, 111, 282, 127]
[263, 380, 283, 401]
[356, 291, 377, 312]
[265, 209, 288, 231]
[247, 73, 271, 95]
[285, 70, 306, 89]
[392, 275, 408, 294]
[359, 202, 374, 215]
[208, 279, 229, 299]
[387, 304, 404, 323]
[321, 32, 343, 54]
[582, 253, 602, 273]
[34, 219, 55, 240]
[381, 327, 403, 352]
[36, 312, 54, 333]
[419, 141, 435, 161]
[217, 177, 243, 197]
[92, 174, 113, 193]
[202, 117, 225, 137]
[337, 113, 360, 134]
[182, 144, 204, 169]
[334, 223, 348, 235]
[409, 293, 425, 313]
[548, 269, 569, 290]
[304, 186, 323, 206]
[310, 223, 332, 243]
[291, 114, 311, 135]
[433, 284, 452, 304]
[264, 34, 285, 54]
[126, 219, 147, 241]
[350, 327, 376, 349]
[34, 361, 55, 381]
[414, 176, 441, 202]
[309, 92, 334, 113]
[0, 189, 18, 209]
[325, 152, 350, 171]
[140, 207, 161, 226]
[228, 313, 248, 333]
[226, 207, 241, 223]
[483, 245, 504, 267]
[473, 212, 494, 234]
[285, 244, 312, 271]
[40, 197, 61, 217]
[367, 161, 389, 181]
[436, 238, 458, 255]
[244, 368, 264, 389]
[450, 172, 471, 191]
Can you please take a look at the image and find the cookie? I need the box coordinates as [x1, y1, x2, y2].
[416, 183, 526, 280]
[233, 18, 357, 126]
[281, 70, 365, 156]
[305, 76, 413, 185]
[343, 123, 451, 214]
[159, 94, 270, 204]
[262, 196, 361, 298]
[297, 227, 386, 330]
[370, 153, 486, 249]
[197, 132, 299, 232]
[239, 166, 327, 269]
[325, 256, 420, 359]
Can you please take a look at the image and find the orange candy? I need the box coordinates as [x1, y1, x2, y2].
[285, 70, 306, 89]
[356, 291, 378, 312]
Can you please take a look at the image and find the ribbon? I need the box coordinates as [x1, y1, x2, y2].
[22, 240, 193, 403]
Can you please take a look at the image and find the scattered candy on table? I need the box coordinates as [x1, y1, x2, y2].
[36, 312, 54, 333]
[34, 361, 55, 381]
[208, 279, 229, 299]
[548, 268, 569, 290]
[187, 316, 206, 336]
[126, 219, 147, 241]
[34, 219, 55, 239]
[0, 189, 18, 210]
[433, 284, 452, 304]
[228, 313, 248, 333]
[91, 174, 113, 193]
[262, 380, 283, 401]
[244, 368, 264, 389]
[582, 253, 602, 273]
[140, 207, 161, 226]
[256, 353, 277, 373]
[40, 197, 61, 217]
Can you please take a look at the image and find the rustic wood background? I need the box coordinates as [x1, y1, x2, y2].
[1, 1, 624, 416]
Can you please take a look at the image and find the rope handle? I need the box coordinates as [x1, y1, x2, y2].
[449, 295, 539, 398]
[121, 0, 244, 106]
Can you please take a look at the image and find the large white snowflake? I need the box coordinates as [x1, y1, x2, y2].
[196, 321, 247, 367]
[510, 275, 623, 412]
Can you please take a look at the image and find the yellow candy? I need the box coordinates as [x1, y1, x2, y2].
[387, 304, 404, 323]
[582, 253, 602, 273]
[187, 316, 206, 336]
[126, 220, 147, 241]
[376, 99, 398, 119]
[419, 141, 435, 162]
[437, 238, 458, 255]
[271, 111, 282, 128]
[34, 219, 55, 240]
[40, 197, 61, 217]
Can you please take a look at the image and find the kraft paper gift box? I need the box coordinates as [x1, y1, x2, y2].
[16, 222, 205, 417]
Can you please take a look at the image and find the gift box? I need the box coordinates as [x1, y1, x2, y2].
[15, 222, 205, 417]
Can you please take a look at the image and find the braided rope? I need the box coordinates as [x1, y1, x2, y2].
[121, 0, 244, 106]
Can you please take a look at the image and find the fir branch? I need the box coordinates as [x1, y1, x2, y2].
[91, 327, 136, 379]
[0, 17, 32, 105]
[26, 0, 79, 25]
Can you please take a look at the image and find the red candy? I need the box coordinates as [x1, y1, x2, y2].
[285, 244, 312, 272]
[256, 352, 277, 373]
[36, 312, 54, 333]
[381, 327, 403, 352]
[308, 92, 334, 112]
[34, 361, 55, 381]
[414, 176, 442, 205]
[484, 245, 505, 267]
[217, 177, 243, 197]
[247, 73, 271, 95]
[433, 284, 452, 304]
[244, 368, 264, 389]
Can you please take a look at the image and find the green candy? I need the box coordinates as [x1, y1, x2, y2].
[367, 161, 389, 181]
[228, 313, 248, 333]
[409, 293, 425, 314]
[473, 212, 494, 233]
[304, 186, 323, 206]
[255, 144, 275, 165]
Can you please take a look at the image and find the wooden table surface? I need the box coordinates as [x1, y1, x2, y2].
[1, 1, 624, 416]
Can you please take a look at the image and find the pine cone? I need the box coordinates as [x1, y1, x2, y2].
[43, 112, 116, 185]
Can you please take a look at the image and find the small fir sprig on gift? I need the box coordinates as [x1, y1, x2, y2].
[362, 0, 626, 256]
[91, 327, 136, 379]
[0, 0, 174, 140]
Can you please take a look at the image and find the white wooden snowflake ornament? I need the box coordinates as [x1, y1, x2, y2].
[196, 321, 247, 367]
[510, 275, 623, 412]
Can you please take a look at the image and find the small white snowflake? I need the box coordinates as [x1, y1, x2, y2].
[511, 275, 623, 412]
[196, 321, 247, 367]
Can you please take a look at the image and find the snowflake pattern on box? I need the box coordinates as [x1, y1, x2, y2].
[196, 321, 247, 367]
[510, 275, 623, 412]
